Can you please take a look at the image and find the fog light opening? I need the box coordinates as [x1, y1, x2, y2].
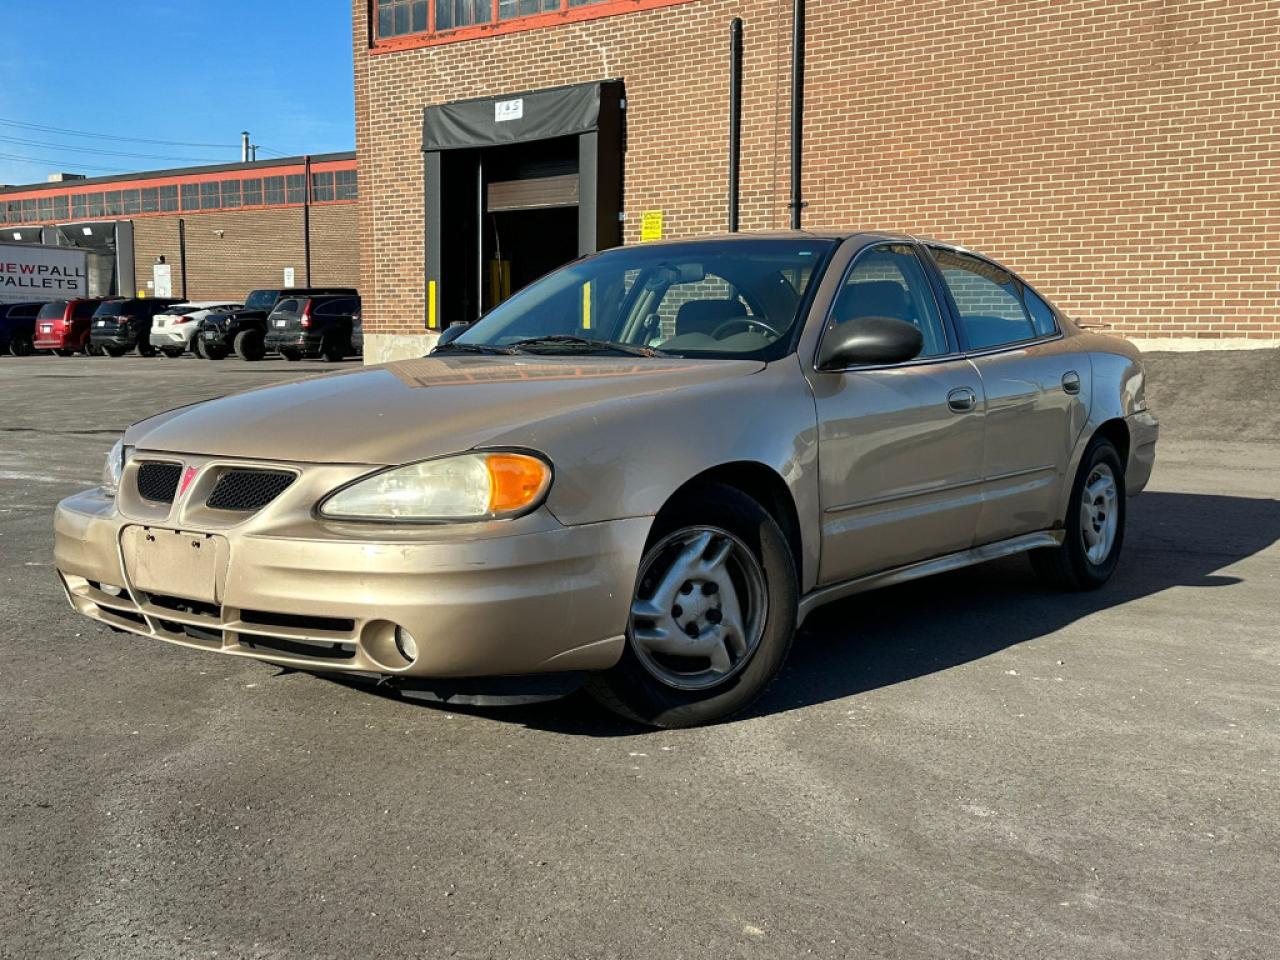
[99, 583, 124, 597]
[394, 626, 419, 664]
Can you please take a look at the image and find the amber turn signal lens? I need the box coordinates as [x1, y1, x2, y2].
[485, 453, 551, 514]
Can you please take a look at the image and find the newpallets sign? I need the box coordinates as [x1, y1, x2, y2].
[0, 242, 88, 302]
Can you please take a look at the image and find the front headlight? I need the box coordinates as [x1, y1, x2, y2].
[318, 451, 552, 522]
[101, 438, 130, 496]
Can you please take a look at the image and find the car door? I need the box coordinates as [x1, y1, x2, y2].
[807, 241, 986, 585]
[926, 246, 1090, 544]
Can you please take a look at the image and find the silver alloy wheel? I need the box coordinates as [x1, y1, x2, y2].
[1080, 462, 1119, 565]
[629, 526, 767, 691]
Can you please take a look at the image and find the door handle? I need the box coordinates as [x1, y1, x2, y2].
[1062, 370, 1081, 395]
[947, 387, 978, 413]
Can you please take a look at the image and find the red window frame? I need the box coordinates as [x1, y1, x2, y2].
[370, 0, 693, 53]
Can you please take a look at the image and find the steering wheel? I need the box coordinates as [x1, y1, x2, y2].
[711, 316, 777, 340]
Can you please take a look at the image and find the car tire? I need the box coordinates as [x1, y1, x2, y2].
[587, 483, 798, 728]
[137, 342, 156, 358]
[233, 329, 265, 361]
[53, 348, 75, 357]
[8, 332, 34, 357]
[102, 345, 126, 358]
[320, 332, 346, 363]
[1031, 435, 1126, 590]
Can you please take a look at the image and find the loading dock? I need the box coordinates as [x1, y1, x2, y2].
[422, 80, 624, 329]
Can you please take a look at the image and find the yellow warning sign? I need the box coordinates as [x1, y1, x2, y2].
[640, 210, 664, 242]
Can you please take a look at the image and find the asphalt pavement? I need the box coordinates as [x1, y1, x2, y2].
[1, 349, 1277, 960]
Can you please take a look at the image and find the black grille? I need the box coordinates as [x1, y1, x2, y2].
[206, 469, 295, 511]
[135, 462, 182, 503]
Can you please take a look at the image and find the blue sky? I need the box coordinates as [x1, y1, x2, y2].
[0, 0, 355, 186]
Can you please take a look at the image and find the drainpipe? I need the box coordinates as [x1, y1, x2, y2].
[789, 0, 806, 230]
[728, 18, 743, 232]
[303, 154, 312, 286]
[178, 217, 188, 299]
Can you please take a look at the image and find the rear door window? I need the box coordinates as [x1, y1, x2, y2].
[272, 299, 302, 317]
[38, 302, 68, 320]
[931, 248, 1037, 350]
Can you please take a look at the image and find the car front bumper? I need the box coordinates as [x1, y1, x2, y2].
[54, 485, 648, 679]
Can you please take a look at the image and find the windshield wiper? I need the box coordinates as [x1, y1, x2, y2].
[509, 335, 668, 358]
[431, 341, 520, 355]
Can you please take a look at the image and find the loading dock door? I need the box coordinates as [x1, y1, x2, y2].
[422, 80, 624, 329]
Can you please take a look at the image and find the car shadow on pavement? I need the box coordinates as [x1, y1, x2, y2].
[316, 491, 1280, 735]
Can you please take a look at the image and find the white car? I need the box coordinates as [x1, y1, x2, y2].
[150, 302, 243, 357]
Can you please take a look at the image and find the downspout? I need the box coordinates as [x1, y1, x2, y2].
[303, 154, 313, 286]
[177, 217, 188, 299]
[728, 17, 743, 232]
[789, 0, 806, 230]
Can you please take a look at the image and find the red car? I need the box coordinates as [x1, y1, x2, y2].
[32, 298, 108, 355]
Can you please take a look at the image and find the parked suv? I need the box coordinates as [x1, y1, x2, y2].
[0, 301, 48, 356]
[197, 287, 358, 360]
[149, 301, 243, 357]
[32, 298, 109, 355]
[89, 298, 185, 357]
[264, 294, 361, 362]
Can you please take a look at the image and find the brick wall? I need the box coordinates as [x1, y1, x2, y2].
[131, 205, 360, 301]
[355, 0, 1280, 348]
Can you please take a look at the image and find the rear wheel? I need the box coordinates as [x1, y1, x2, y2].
[320, 332, 347, 363]
[137, 342, 156, 358]
[8, 332, 34, 357]
[1031, 436, 1126, 590]
[587, 483, 798, 728]
[233, 329, 265, 361]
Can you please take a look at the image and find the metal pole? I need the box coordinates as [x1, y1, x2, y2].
[789, 0, 806, 230]
[728, 18, 743, 232]
[178, 218, 188, 299]
[241, 131, 250, 163]
[303, 154, 312, 286]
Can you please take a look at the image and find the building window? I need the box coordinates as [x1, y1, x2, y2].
[335, 169, 358, 200]
[374, 0, 679, 44]
[263, 176, 285, 205]
[87, 193, 104, 217]
[20, 198, 36, 221]
[141, 187, 159, 213]
[181, 184, 199, 211]
[71, 195, 87, 219]
[123, 189, 141, 215]
[2, 202, 15, 224]
[242, 178, 263, 206]
[286, 174, 306, 204]
[220, 179, 242, 208]
[37, 196, 54, 221]
[159, 185, 179, 212]
[52, 195, 68, 220]
[199, 182, 219, 210]
[104, 191, 123, 216]
[311, 171, 335, 202]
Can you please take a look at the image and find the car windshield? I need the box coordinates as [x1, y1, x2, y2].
[244, 290, 278, 312]
[452, 238, 836, 360]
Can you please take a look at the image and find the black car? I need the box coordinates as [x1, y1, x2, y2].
[264, 294, 362, 362]
[0, 301, 48, 357]
[197, 287, 358, 361]
[350, 306, 363, 357]
[88, 298, 186, 357]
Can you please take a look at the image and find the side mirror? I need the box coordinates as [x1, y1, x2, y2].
[817, 316, 923, 370]
[434, 322, 471, 347]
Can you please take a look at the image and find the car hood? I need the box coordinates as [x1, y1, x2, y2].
[127, 354, 766, 465]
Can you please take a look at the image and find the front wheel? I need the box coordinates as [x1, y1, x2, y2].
[233, 329, 265, 361]
[1031, 436, 1126, 590]
[587, 483, 798, 728]
[8, 332, 34, 357]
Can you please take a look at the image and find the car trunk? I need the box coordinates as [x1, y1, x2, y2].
[36, 303, 68, 339]
[267, 299, 307, 336]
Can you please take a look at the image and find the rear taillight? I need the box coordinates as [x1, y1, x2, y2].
[300, 301, 313, 329]
[174, 315, 192, 324]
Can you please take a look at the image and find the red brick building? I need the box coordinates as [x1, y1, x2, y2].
[353, 0, 1280, 361]
[0, 154, 359, 301]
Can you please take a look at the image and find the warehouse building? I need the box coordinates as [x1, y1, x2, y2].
[352, 0, 1280, 361]
[0, 153, 359, 301]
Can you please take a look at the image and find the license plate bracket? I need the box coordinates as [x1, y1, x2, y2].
[122, 527, 229, 605]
